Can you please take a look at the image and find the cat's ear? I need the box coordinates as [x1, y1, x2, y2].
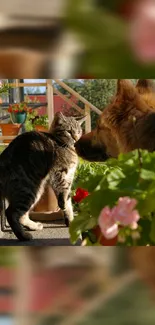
[75, 115, 87, 125]
[49, 112, 66, 131]
[78, 116, 87, 125]
[53, 112, 66, 125]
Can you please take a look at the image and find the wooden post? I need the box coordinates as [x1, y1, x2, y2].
[46, 79, 54, 127]
[85, 104, 91, 133]
[14, 79, 20, 102]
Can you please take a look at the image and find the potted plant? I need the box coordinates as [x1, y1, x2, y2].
[33, 115, 49, 132]
[1, 102, 33, 144]
[8, 102, 32, 124]
[0, 122, 21, 144]
[0, 81, 21, 144]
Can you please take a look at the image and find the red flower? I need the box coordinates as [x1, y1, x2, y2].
[73, 188, 89, 203]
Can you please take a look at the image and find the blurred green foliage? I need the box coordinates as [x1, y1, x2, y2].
[77, 280, 155, 325]
[0, 248, 17, 267]
[66, 0, 155, 77]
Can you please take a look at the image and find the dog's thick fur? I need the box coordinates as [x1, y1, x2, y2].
[75, 79, 155, 161]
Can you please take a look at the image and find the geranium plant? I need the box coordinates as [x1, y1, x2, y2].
[70, 150, 155, 246]
[33, 115, 49, 129]
[73, 188, 89, 203]
[8, 102, 32, 114]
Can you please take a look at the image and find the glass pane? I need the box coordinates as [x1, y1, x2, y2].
[24, 79, 46, 95]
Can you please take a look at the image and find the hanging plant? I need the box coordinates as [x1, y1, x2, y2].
[8, 102, 32, 124]
[0, 80, 10, 95]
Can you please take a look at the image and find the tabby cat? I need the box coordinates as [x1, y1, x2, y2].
[0, 112, 84, 241]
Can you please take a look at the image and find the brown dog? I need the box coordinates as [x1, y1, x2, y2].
[75, 79, 155, 161]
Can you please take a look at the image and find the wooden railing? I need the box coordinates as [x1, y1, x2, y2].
[54, 79, 102, 115]
[53, 79, 102, 133]
[0, 79, 102, 143]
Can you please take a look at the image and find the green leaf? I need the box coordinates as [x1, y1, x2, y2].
[89, 189, 119, 218]
[136, 219, 152, 245]
[140, 169, 155, 181]
[77, 174, 103, 192]
[82, 237, 101, 246]
[138, 182, 155, 215]
[69, 213, 96, 244]
[107, 168, 125, 189]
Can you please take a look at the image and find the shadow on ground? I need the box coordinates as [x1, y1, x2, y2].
[0, 220, 81, 246]
[0, 238, 81, 246]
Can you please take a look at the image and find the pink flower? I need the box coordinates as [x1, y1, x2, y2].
[112, 197, 140, 227]
[112, 197, 140, 226]
[129, 0, 155, 63]
[98, 206, 118, 240]
[98, 197, 140, 240]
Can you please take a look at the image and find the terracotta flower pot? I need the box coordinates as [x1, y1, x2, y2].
[34, 125, 48, 132]
[92, 226, 118, 246]
[0, 123, 21, 143]
[33, 185, 58, 212]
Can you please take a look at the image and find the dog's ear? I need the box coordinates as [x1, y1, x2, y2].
[136, 79, 155, 94]
[116, 79, 137, 101]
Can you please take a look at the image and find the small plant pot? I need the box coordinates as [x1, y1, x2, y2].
[33, 185, 58, 212]
[34, 125, 48, 132]
[0, 123, 21, 144]
[92, 226, 118, 246]
[11, 112, 27, 124]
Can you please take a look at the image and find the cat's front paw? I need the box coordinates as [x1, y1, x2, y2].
[36, 222, 43, 231]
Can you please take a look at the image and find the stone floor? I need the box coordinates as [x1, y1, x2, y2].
[0, 220, 81, 246]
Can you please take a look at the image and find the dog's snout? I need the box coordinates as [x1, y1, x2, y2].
[74, 139, 82, 154]
[75, 135, 110, 162]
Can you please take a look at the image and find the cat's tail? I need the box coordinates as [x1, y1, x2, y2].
[6, 207, 32, 241]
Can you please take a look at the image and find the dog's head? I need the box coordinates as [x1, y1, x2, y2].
[75, 122, 119, 162]
[75, 79, 155, 162]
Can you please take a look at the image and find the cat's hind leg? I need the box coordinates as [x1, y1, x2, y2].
[5, 193, 43, 240]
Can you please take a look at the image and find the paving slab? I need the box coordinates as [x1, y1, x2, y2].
[0, 220, 81, 246]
